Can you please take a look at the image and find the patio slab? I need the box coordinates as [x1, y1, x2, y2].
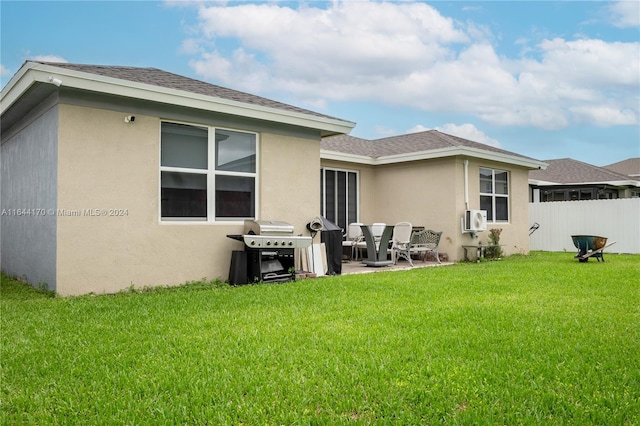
[339, 258, 453, 275]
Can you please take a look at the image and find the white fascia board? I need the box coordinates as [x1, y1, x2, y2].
[320, 150, 376, 165]
[2, 62, 356, 135]
[373, 147, 460, 165]
[322, 146, 548, 169]
[322, 146, 548, 168]
[562, 179, 640, 187]
[529, 179, 640, 187]
[529, 179, 561, 186]
[0, 63, 40, 114]
[376, 146, 548, 169]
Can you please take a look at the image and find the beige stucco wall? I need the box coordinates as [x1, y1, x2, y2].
[260, 133, 320, 232]
[459, 158, 531, 258]
[321, 156, 532, 262]
[370, 158, 460, 259]
[56, 104, 320, 295]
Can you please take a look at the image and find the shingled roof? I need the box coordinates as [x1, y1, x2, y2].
[34, 61, 340, 121]
[604, 157, 640, 177]
[529, 158, 636, 184]
[322, 130, 542, 166]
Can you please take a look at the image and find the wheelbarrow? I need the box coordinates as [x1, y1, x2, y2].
[571, 235, 616, 262]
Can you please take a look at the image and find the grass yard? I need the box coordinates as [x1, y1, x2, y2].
[1, 252, 639, 425]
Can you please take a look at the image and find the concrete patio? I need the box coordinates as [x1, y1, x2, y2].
[339, 258, 453, 275]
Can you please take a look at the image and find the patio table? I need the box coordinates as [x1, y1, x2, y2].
[360, 224, 395, 267]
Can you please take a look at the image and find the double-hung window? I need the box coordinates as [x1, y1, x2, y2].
[479, 167, 509, 222]
[320, 168, 358, 231]
[160, 122, 257, 221]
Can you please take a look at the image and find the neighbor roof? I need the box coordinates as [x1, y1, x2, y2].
[603, 157, 640, 177]
[1, 61, 355, 137]
[321, 131, 547, 169]
[529, 158, 639, 186]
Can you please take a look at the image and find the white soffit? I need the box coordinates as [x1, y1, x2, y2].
[1, 62, 356, 135]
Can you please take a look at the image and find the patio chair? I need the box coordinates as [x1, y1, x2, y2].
[390, 222, 413, 265]
[371, 222, 386, 240]
[410, 229, 443, 264]
[342, 222, 364, 260]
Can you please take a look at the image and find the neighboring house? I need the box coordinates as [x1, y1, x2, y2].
[529, 158, 640, 202]
[603, 157, 640, 179]
[1, 61, 355, 295]
[320, 132, 547, 263]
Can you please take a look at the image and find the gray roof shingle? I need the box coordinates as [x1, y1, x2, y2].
[322, 130, 540, 161]
[35, 61, 343, 121]
[529, 158, 634, 183]
[603, 157, 640, 177]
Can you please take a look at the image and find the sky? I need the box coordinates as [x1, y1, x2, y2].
[1, 0, 639, 167]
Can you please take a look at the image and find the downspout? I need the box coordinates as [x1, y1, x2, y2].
[464, 159, 469, 211]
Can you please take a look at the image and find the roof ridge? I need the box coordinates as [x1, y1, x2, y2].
[34, 60, 157, 71]
[430, 130, 470, 148]
[565, 158, 634, 180]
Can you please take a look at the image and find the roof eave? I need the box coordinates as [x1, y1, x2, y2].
[1, 62, 355, 136]
[570, 179, 639, 187]
[529, 179, 640, 187]
[320, 149, 376, 165]
[322, 146, 547, 168]
[0, 62, 39, 113]
[529, 179, 559, 186]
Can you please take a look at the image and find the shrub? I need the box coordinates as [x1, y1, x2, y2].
[486, 228, 503, 259]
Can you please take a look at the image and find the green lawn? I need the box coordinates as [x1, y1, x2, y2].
[2, 252, 639, 425]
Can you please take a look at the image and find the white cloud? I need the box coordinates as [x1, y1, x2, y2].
[436, 123, 501, 147]
[533, 38, 639, 87]
[607, 1, 640, 28]
[570, 105, 637, 126]
[179, 38, 204, 55]
[406, 124, 430, 134]
[188, 1, 467, 99]
[0, 64, 10, 77]
[406, 123, 500, 148]
[177, 1, 639, 130]
[30, 55, 68, 63]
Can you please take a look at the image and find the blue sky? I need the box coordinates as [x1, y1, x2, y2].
[2, 1, 639, 166]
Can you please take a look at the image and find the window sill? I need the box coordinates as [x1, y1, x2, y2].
[159, 219, 246, 225]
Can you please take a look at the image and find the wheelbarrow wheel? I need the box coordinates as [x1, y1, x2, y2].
[577, 248, 589, 262]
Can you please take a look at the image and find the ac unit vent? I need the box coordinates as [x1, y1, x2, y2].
[464, 210, 487, 231]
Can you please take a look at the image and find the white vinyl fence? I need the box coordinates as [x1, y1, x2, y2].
[529, 198, 640, 254]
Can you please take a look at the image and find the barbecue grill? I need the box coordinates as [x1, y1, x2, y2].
[227, 220, 312, 284]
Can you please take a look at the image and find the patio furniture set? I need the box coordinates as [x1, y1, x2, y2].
[342, 222, 442, 267]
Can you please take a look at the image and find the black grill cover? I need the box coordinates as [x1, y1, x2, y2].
[319, 217, 342, 275]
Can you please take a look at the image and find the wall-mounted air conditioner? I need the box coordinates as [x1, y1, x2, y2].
[464, 210, 487, 232]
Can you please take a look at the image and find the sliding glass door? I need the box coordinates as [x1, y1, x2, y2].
[320, 168, 358, 231]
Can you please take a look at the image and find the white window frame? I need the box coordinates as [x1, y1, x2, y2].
[159, 120, 259, 223]
[479, 167, 510, 223]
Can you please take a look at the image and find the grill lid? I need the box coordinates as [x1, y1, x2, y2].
[245, 220, 294, 235]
